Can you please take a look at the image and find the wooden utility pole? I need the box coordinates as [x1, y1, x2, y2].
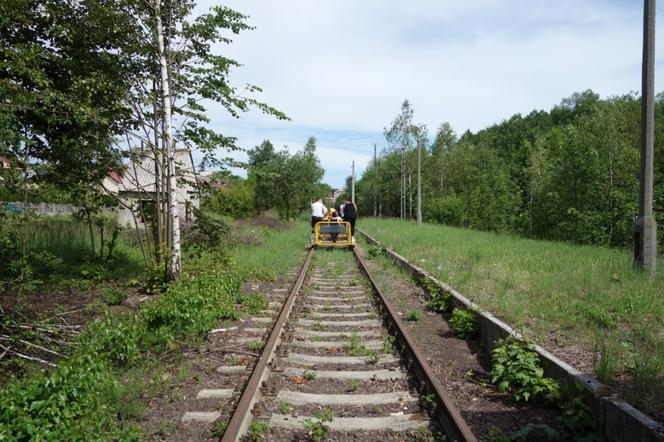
[634, 0, 657, 277]
[351, 160, 356, 204]
[373, 143, 377, 217]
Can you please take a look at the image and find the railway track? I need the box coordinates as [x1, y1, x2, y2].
[217, 247, 476, 441]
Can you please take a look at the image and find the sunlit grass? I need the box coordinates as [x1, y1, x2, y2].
[360, 218, 663, 412]
[230, 221, 309, 280]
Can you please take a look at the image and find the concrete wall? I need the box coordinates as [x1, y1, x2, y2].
[358, 228, 664, 442]
[1, 202, 75, 217]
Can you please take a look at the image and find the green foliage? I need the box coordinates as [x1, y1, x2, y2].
[80, 315, 141, 367]
[420, 393, 435, 410]
[427, 195, 464, 226]
[0, 213, 62, 292]
[202, 177, 255, 219]
[508, 424, 562, 441]
[240, 293, 268, 315]
[211, 419, 229, 437]
[404, 310, 421, 321]
[557, 394, 602, 440]
[303, 369, 317, 381]
[356, 91, 664, 252]
[246, 137, 325, 219]
[248, 340, 263, 352]
[183, 210, 229, 255]
[277, 402, 293, 414]
[246, 422, 271, 441]
[0, 353, 136, 441]
[449, 308, 479, 340]
[139, 266, 170, 294]
[367, 244, 383, 257]
[141, 269, 241, 337]
[490, 337, 561, 404]
[105, 288, 127, 306]
[421, 279, 451, 313]
[302, 408, 335, 442]
[348, 380, 361, 392]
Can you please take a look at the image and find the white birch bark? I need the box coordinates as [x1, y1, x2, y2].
[153, 0, 180, 279]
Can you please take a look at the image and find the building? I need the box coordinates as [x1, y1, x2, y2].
[115, 149, 199, 228]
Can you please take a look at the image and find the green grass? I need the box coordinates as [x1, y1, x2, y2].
[360, 218, 664, 413]
[231, 222, 309, 280]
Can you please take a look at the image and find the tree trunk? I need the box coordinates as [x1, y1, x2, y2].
[153, 0, 180, 280]
[153, 79, 162, 264]
[86, 212, 96, 257]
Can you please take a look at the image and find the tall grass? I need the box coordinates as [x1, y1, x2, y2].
[231, 221, 309, 280]
[360, 218, 663, 412]
[14, 216, 145, 282]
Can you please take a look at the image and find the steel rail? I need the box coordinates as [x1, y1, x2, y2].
[220, 246, 315, 442]
[352, 248, 478, 442]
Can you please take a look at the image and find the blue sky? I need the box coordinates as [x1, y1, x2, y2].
[195, 0, 664, 188]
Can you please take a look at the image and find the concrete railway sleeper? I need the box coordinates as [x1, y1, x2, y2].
[218, 247, 476, 442]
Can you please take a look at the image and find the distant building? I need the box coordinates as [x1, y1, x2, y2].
[114, 149, 199, 228]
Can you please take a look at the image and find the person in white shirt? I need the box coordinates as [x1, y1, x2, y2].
[311, 197, 327, 240]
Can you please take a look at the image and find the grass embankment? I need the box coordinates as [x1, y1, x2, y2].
[360, 218, 663, 415]
[0, 218, 309, 440]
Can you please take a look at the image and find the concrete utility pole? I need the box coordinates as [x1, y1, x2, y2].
[416, 134, 422, 225]
[351, 160, 356, 204]
[634, 0, 657, 277]
[400, 146, 406, 219]
[373, 143, 377, 217]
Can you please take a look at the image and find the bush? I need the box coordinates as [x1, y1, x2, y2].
[183, 210, 229, 254]
[491, 337, 561, 403]
[141, 269, 241, 337]
[449, 308, 479, 340]
[80, 316, 141, 366]
[0, 353, 137, 441]
[203, 180, 255, 219]
[105, 288, 127, 306]
[426, 194, 464, 226]
[422, 279, 451, 313]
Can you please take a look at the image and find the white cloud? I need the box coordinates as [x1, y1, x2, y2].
[191, 0, 661, 186]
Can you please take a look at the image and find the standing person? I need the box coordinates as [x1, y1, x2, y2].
[311, 197, 327, 242]
[342, 199, 357, 243]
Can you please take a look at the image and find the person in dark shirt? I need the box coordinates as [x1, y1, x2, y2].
[341, 199, 357, 243]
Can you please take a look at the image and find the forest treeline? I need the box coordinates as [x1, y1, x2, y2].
[353, 91, 664, 250]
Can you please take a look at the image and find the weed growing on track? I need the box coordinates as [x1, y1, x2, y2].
[241, 293, 268, 315]
[246, 422, 271, 441]
[404, 310, 422, 321]
[361, 218, 664, 414]
[248, 340, 263, 352]
[210, 419, 228, 437]
[449, 308, 479, 340]
[277, 401, 293, 414]
[302, 408, 335, 442]
[491, 337, 561, 404]
[303, 369, 317, 381]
